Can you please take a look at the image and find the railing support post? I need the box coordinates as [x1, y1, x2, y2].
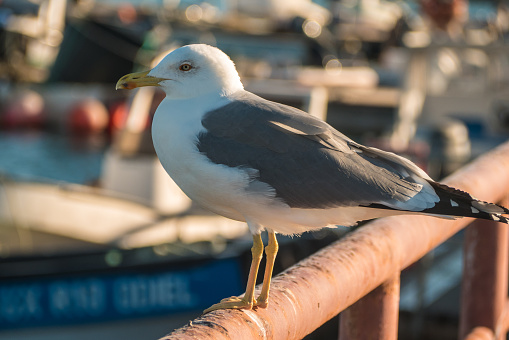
[459, 198, 509, 340]
[339, 274, 400, 340]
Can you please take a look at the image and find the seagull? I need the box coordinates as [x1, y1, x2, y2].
[116, 44, 509, 313]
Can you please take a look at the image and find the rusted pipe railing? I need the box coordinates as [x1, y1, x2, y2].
[161, 141, 509, 340]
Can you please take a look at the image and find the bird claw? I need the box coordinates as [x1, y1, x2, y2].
[203, 294, 272, 314]
[203, 296, 255, 314]
[256, 297, 268, 308]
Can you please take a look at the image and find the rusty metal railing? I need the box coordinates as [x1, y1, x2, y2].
[160, 140, 509, 340]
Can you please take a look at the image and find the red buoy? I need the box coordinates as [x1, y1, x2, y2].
[68, 98, 109, 134]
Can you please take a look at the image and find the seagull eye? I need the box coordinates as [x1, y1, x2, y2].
[179, 63, 192, 71]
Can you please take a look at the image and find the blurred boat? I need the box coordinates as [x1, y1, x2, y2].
[0, 178, 248, 250]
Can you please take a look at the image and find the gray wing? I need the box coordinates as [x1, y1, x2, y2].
[197, 91, 433, 210]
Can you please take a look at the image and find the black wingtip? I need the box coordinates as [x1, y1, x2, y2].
[427, 181, 509, 224]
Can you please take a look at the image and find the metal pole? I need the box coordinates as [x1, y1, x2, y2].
[339, 274, 400, 340]
[464, 327, 495, 340]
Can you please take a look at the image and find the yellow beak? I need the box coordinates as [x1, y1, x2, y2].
[115, 70, 168, 90]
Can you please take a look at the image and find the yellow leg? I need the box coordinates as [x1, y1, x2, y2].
[256, 231, 278, 308]
[203, 233, 264, 314]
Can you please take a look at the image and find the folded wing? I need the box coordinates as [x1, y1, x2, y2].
[198, 91, 438, 211]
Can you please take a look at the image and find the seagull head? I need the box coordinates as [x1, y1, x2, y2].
[116, 44, 243, 99]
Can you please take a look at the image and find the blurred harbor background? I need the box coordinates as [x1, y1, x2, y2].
[1, 0, 509, 339]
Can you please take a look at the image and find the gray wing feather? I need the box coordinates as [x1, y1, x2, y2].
[198, 91, 429, 210]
